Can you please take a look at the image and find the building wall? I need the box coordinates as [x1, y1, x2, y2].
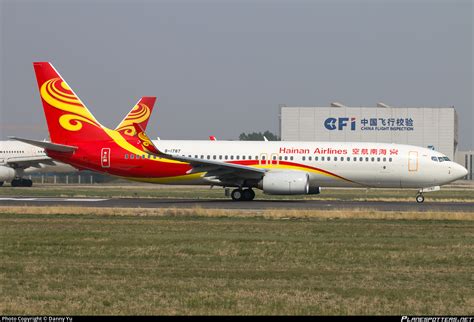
[281, 106, 457, 160]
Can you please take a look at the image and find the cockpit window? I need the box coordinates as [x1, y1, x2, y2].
[438, 157, 444, 162]
[431, 156, 438, 162]
[443, 157, 450, 161]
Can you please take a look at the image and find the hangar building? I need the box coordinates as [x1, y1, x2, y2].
[280, 103, 458, 160]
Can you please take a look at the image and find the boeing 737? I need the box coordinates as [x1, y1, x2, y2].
[14, 62, 468, 202]
[1, 96, 156, 186]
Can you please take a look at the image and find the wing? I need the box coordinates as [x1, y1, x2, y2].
[132, 123, 266, 185]
[2, 155, 57, 169]
[115, 97, 156, 137]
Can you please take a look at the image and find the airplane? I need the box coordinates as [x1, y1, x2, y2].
[13, 62, 468, 202]
[1, 96, 156, 187]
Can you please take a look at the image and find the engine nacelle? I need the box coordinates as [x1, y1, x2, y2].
[0, 166, 16, 181]
[260, 171, 310, 195]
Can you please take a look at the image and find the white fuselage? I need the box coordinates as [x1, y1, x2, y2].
[150, 140, 467, 189]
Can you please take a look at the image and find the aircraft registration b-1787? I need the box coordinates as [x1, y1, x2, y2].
[13, 62, 468, 202]
[1, 96, 156, 186]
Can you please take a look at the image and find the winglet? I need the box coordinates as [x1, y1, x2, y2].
[115, 97, 157, 136]
[132, 123, 161, 155]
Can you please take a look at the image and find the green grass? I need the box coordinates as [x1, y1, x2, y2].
[0, 185, 473, 202]
[1, 212, 473, 315]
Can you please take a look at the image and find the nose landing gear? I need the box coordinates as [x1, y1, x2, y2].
[416, 193, 424, 203]
[415, 186, 440, 203]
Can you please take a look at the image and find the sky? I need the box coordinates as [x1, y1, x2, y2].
[1, 0, 472, 149]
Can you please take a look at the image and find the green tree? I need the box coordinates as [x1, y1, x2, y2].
[239, 130, 280, 141]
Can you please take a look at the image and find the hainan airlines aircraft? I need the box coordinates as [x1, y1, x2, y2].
[13, 62, 468, 202]
[1, 96, 156, 187]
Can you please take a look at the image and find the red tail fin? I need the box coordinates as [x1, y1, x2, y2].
[115, 97, 156, 137]
[33, 62, 105, 145]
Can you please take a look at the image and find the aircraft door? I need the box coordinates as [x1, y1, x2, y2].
[101, 148, 111, 168]
[408, 151, 418, 172]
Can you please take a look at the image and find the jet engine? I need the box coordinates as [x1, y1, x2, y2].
[0, 166, 16, 182]
[260, 171, 310, 195]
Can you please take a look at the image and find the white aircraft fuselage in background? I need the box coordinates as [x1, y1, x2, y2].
[0, 141, 76, 186]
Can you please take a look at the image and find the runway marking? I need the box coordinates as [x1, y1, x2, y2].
[0, 197, 108, 202]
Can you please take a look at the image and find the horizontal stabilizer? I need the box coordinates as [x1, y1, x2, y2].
[9, 137, 78, 153]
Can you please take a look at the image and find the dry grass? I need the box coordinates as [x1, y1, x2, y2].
[0, 205, 472, 221]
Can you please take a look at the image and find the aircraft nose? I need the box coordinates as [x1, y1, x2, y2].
[452, 163, 468, 180]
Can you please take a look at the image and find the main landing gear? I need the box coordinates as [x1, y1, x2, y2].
[11, 178, 33, 187]
[231, 188, 255, 201]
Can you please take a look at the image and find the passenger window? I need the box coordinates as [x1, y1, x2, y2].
[213, 155, 216, 160]
[201, 155, 204, 159]
[389, 157, 392, 162]
[327, 157, 331, 161]
[236, 156, 240, 160]
[377, 157, 380, 162]
[219, 155, 222, 160]
[290, 156, 294, 161]
[242, 156, 246, 160]
[273, 156, 277, 160]
[359, 157, 363, 161]
[322, 156, 325, 161]
[365, 157, 369, 162]
[334, 157, 337, 161]
[230, 155, 234, 160]
[284, 156, 288, 161]
[125, 154, 129, 159]
[309, 156, 313, 161]
[225, 155, 228, 160]
[130, 155, 135, 159]
[302, 156, 306, 161]
[207, 155, 210, 159]
[353, 157, 356, 161]
[371, 157, 375, 162]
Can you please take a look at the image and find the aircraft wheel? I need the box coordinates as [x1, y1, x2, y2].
[11, 179, 19, 187]
[0, 181, 3, 187]
[23, 179, 33, 187]
[416, 194, 424, 203]
[242, 189, 255, 201]
[231, 189, 243, 201]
